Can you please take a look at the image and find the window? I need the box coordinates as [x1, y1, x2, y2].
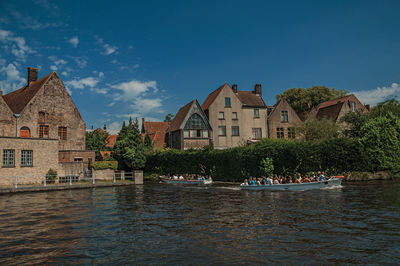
[288, 127, 296, 139]
[58, 126, 67, 140]
[218, 112, 225, 120]
[351, 101, 356, 112]
[252, 128, 262, 140]
[184, 129, 208, 139]
[225, 97, 231, 108]
[218, 126, 226, 136]
[39, 125, 49, 138]
[281, 110, 288, 122]
[190, 130, 197, 138]
[202, 130, 208, 138]
[184, 113, 206, 129]
[38, 111, 45, 123]
[232, 126, 239, 136]
[254, 109, 260, 118]
[74, 157, 83, 162]
[232, 112, 238, 120]
[184, 130, 189, 138]
[3, 149, 15, 167]
[20, 126, 30, 138]
[21, 150, 33, 167]
[277, 127, 284, 138]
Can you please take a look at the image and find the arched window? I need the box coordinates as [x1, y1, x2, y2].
[184, 113, 206, 129]
[20, 126, 30, 138]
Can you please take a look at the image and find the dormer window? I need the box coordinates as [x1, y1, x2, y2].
[281, 110, 288, 122]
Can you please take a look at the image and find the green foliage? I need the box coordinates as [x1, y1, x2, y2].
[113, 117, 147, 170]
[46, 168, 57, 181]
[296, 118, 339, 141]
[276, 86, 348, 113]
[164, 113, 174, 122]
[145, 138, 367, 182]
[90, 161, 118, 170]
[260, 157, 274, 176]
[144, 133, 153, 150]
[86, 129, 109, 161]
[358, 112, 400, 171]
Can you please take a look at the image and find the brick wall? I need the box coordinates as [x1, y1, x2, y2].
[0, 137, 59, 186]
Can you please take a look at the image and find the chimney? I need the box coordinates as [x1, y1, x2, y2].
[254, 84, 262, 95]
[27, 67, 38, 85]
[103, 124, 107, 130]
[232, 84, 238, 93]
[365, 104, 370, 111]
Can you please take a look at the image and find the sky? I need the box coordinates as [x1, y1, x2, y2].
[1, 0, 399, 133]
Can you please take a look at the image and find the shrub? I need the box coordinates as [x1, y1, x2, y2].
[46, 168, 57, 181]
[90, 161, 118, 170]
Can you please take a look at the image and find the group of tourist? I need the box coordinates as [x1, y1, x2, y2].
[243, 171, 327, 186]
[166, 174, 210, 181]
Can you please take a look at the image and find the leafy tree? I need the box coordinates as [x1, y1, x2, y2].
[164, 113, 174, 122]
[276, 86, 348, 113]
[113, 117, 147, 170]
[296, 118, 339, 141]
[358, 112, 400, 171]
[144, 133, 154, 151]
[260, 157, 274, 176]
[86, 129, 109, 161]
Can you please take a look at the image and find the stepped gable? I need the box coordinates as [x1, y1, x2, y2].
[3, 72, 53, 114]
[201, 83, 228, 110]
[237, 91, 266, 107]
[168, 100, 195, 132]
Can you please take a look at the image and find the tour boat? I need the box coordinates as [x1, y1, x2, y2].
[240, 177, 343, 191]
[159, 176, 213, 185]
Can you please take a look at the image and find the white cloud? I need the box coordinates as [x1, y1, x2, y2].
[95, 36, 118, 55]
[61, 71, 68, 76]
[111, 80, 157, 101]
[66, 77, 99, 89]
[68, 36, 79, 48]
[134, 98, 163, 114]
[48, 56, 67, 72]
[353, 83, 400, 106]
[0, 63, 26, 93]
[50, 65, 57, 71]
[74, 57, 87, 68]
[0, 29, 33, 61]
[8, 9, 64, 30]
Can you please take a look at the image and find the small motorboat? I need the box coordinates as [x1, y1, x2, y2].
[159, 175, 213, 185]
[240, 177, 342, 191]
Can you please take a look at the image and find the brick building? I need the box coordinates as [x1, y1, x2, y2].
[167, 99, 212, 150]
[141, 118, 169, 148]
[202, 83, 268, 148]
[0, 67, 94, 185]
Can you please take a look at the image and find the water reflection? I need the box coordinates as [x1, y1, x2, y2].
[0, 181, 399, 264]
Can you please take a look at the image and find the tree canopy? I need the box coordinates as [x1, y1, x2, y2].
[164, 113, 174, 122]
[296, 117, 339, 141]
[86, 129, 109, 161]
[276, 86, 348, 113]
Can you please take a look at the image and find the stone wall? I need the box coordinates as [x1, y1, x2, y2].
[0, 136, 59, 186]
[92, 169, 115, 180]
[59, 150, 95, 169]
[0, 93, 15, 137]
[183, 138, 210, 149]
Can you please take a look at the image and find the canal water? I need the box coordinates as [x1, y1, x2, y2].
[0, 181, 399, 265]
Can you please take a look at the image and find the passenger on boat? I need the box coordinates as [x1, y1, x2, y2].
[288, 176, 293, 183]
[250, 178, 257, 185]
[294, 176, 301, 183]
[266, 176, 273, 185]
[173, 175, 178, 180]
[243, 179, 249, 185]
[318, 171, 325, 181]
[273, 177, 280, 184]
[303, 174, 311, 183]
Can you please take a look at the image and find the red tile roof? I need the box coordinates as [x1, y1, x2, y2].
[3, 72, 54, 114]
[316, 102, 344, 121]
[169, 100, 195, 132]
[142, 121, 169, 148]
[201, 83, 227, 110]
[106, 134, 117, 148]
[317, 94, 356, 110]
[100, 151, 111, 159]
[237, 91, 266, 107]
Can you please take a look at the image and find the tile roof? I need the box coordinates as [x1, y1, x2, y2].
[169, 100, 195, 132]
[201, 83, 228, 110]
[3, 72, 54, 114]
[100, 151, 112, 159]
[106, 134, 117, 148]
[237, 91, 266, 107]
[142, 121, 169, 148]
[316, 102, 344, 121]
[316, 94, 355, 110]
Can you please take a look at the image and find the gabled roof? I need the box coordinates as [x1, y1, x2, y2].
[237, 91, 266, 107]
[106, 134, 117, 148]
[3, 72, 54, 114]
[142, 121, 169, 148]
[169, 100, 195, 132]
[316, 102, 344, 121]
[201, 83, 228, 110]
[316, 94, 356, 110]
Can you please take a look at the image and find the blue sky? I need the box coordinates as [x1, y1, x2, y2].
[1, 0, 399, 133]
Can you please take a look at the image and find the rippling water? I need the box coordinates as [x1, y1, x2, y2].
[0, 181, 399, 265]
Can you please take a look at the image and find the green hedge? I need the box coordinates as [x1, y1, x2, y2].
[90, 161, 118, 170]
[145, 138, 370, 182]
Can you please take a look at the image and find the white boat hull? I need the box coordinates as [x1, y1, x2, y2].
[159, 176, 213, 185]
[240, 178, 342, 191]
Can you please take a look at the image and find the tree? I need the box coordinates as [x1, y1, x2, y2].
[260, 157, 274, 176]
[276, 86, 348, 113]
[86, 129, 109, 161]
[144, 133, 153, 151]
[164, 113, 174, 122]
[359, 112, 400, 171]
[296, 118, 339, 141]
[113, 117, 147, 170]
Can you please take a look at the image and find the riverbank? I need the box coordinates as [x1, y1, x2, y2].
[0, 180, 137, 195]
